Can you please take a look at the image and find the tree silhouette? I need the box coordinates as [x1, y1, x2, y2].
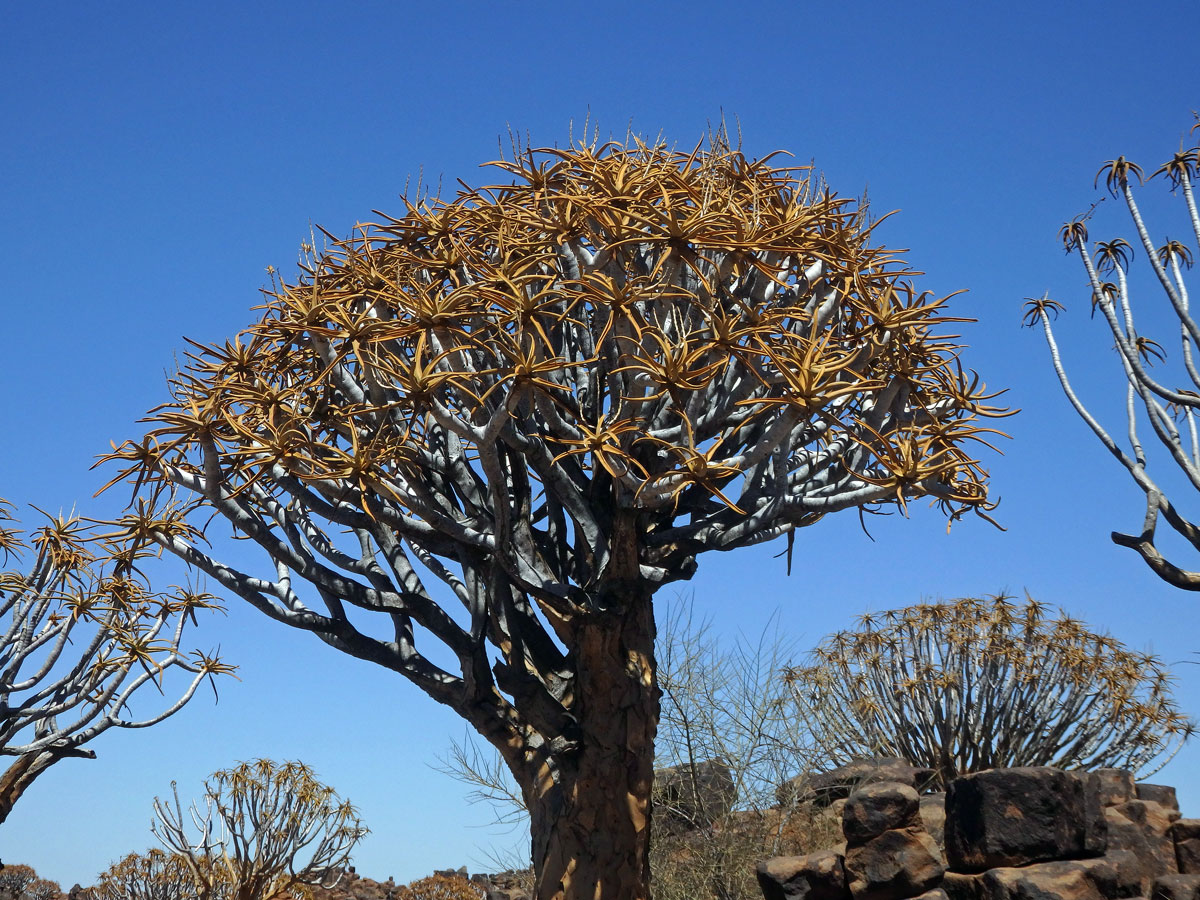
[102, 133, 1006, 900]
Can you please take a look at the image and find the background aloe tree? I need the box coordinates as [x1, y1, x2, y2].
[90, 850, 201, 900]
[0, 498, 232, 824]
[152, 759, 366, 900]
[1025, 117, 1200, 588]
[100, 133, 1006, 900]
[784, 594, 1193, 788]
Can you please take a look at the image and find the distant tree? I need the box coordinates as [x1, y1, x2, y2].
[152, 759, 366, 900]
[393, 874, 483, 900]
[0, 499, 232, 823]
[0, 865, 61, 900]
[784, 594, 1194, 788]
[102, 133, 1007, 900]
[91, 849, 203, 900]
[0, 865, 39, 900]
[1025, 116, 1200, 588]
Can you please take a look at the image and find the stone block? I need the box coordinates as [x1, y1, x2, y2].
[1174, 819, 1200, 875]
[844, 783, 923, 845]
[1138, 785, 1181, 817]
[978, 855, 1142, 900]
[654, 758, 736, 829]
[1153, 874, 1200, 900]
[945, 768, 1106, 871]
[845, 826, 944, 900]
[920, 794, 946, 848]
[756, 850, 848, 900]
[1107, 800, 1178, 887]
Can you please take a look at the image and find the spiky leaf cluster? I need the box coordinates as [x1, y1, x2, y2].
[152, 759, 367, 900]
[784, 594, 1193, 788]
[1025, 118, 1200, 587]
[0, 497, 231, 798]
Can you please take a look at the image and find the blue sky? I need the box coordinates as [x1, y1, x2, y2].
[4, 0, 1200, 887]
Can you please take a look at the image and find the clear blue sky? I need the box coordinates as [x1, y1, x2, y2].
[4, 0, 1200, 887]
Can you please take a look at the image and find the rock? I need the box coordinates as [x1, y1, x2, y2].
[911, 891, 948, 900]
[780, 759, 937, 807]
[944, 767, 1107, 871]
[1138, 785, 1182, 818]
[844, 826, 945, 900]
[756, 850, 848, 900]
[1106, 799, 1179, 887]
[920, 794, 946, 848]
[977, 855, 1143, 900]
[655, 758, 736, 828]
[843, 783, 923, 845]
[1096, 770, 1136, 807]
[1175, 820, 1200, 875]
[940, 872, 980, 900]
[1154, 874, 1200, 900]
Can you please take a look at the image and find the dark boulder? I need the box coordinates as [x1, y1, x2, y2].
[655, 758, 736, 829]
[843, 783, 923, 845]
[756, 850, 848, 900]
[780, 759, 937, 807]
[944, 767, 1106, 871]
[844, 827, 944, 900]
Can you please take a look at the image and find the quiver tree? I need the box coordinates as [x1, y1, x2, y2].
[0, 498, 232, 824]
[152, 759, 366, 900]
[101, 134, 1007, 900]
[1025, 118, 1200, 587]
[91, 850, 202, 900]
[784, 593, 1194, 788]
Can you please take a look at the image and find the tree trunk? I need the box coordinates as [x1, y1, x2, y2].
[527, 584, 660, 900]
[0, 746, 95, 824]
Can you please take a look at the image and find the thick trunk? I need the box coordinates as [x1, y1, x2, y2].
[527, 584, 660, 900]
[0, 746, 94, 824]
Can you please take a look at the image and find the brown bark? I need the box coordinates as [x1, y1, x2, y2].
[0, 746, 95, 824]
[526, 583, 660, 900]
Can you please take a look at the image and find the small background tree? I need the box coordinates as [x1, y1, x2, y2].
[784, 593, 1194, 788]
[393, 874, 483, 900]
[0, 865, 62, 900]
[152, 759, 366, 900]
[1025, 116, 1200, 587]
[0, 498, 232, 823]
[90, 850, 201, 900]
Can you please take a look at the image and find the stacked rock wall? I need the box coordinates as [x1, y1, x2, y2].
[757, 766, 1200, 900]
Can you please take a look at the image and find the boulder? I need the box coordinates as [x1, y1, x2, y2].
[655, 758, 736, 829]
[1106, 800, 1179, 888]
[1138, 784, 1181, 817]
[843, 783, 923, 845]
[844, 827, 944, 900]
[975, 855, 1143, 900]
[780, 759, 937, 807]
[1174, 819, 1200, 875]
[944, 768, 1107, 871]
[756, 850, 848, 900]
[1154, 874, 1200, 900]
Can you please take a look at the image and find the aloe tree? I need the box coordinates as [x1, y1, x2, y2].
[152, 759, 366, 900]
[100, 133, 1006, 900]
[785, 594, 1193, 788]
[0, 499, 232, 823]
[1025, 117, 1200, 587]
